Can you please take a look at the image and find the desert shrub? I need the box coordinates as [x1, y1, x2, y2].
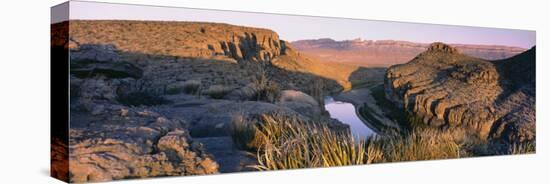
[205, 85, 230, 99]
[230, 113, 367, 170]
[183, 80, 202, 94]
[248, 63, 281, 103]
[366, 128, 462, 163]
[165, 80, 201, 95]
[252, 73, 280, 102]
[117, 91, 168, 106]
[255, 81, 281, 103]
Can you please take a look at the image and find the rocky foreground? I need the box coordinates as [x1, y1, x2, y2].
[385, 43, 535, 144]
[52, 20, 360, 182]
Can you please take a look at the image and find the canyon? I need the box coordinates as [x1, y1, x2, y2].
[52, 20, 535, 182]
[53, 20, 360, 182]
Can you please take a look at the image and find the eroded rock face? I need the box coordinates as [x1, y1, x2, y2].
[69, 106, 218, 183]
[68, 20, 285, 64]
[384, 43, 535, 143]
[54, 20, 356, 181]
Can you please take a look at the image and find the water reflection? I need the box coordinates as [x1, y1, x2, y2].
[324, 96, 374, 140]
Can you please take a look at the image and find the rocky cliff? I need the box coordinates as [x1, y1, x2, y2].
[384, 42, 535, 144]
[292, 38, 526, 67]
[54, 20, 359, 182]
[64, 20, 361, 93]
[67, 20, 285, 63]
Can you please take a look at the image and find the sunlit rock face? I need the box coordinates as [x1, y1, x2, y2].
[384, 43, 535, 144]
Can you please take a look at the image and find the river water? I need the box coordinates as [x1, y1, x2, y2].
[324, 96, 375, 140]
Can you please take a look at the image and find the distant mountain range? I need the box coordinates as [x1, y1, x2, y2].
[292, 38, 527, 67]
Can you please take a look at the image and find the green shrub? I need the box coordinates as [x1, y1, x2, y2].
[183, 80, 201, 94]
[205, 85, 230, 99]
[166, 80, 202, 95]
[255, 81, 280, 103]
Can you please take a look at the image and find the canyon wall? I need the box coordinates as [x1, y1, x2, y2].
[384, 43, 535, 143]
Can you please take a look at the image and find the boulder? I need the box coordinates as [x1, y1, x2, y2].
[69, 107, 219, 182]
[277, 90, 321, 119]
[170, 100, 306, 137]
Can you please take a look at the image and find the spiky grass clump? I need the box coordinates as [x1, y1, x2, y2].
[230, 113, 532, 171]
[230, 113, 367, 170]
[367, 128, 462, 163]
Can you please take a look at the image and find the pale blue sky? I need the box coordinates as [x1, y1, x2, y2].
[53, 1, 535, 48]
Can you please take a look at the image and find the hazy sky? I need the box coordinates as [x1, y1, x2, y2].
[53, 1, 536, 48]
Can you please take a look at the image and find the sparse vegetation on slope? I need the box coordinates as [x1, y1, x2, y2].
[367, 128, 462, 163]
[229, 111, 534, 170]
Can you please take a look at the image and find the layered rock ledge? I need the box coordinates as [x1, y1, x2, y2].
[384, 43, 535, 143]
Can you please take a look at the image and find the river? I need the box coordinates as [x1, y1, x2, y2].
[324, 96, 375, 140]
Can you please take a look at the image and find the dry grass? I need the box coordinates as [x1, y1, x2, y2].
[230, 113, 535, 171]
[367, 128, 462, 163]
[229, 113, 472, 170]
[251, 64, 281, 103]
[230, 113, 367, 170]
[509, 142, 536, 155]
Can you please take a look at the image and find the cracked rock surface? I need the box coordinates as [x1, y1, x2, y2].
[69, 105, 219, 182]
[385, 43, 535, 143]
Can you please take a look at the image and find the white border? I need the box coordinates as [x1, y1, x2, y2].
[0, 0, 547, 183]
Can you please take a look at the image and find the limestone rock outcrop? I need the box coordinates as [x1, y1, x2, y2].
[68, 20, 285, 64]
[64, 20, 358, 94]
[69, 107, 219, 182]
[384, 43, 535, 143]
[52, 20, 357, 181]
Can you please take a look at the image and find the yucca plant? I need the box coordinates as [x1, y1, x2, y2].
[229, 113, 369, 170]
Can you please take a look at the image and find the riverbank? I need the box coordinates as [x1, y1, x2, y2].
[324, 96, 375, 139]
[332, 85, 400, 134]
